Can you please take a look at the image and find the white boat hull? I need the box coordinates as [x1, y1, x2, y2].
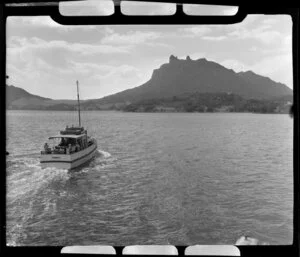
[40, 143, 97, 170]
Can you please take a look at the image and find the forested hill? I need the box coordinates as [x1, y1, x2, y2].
[93, 55, 292, 105]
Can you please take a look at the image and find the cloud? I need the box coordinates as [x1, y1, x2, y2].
[227, 18, 285, 45]
[67, 61, 113, 76]
[253, 30, 282, 45]
[92, 64, 139, 79]
[6, 63, 28, 85]
[101, 30, 161, 45]
[220, 59, 249, 72]
[202, 35, 227, 41]
[242, 34, 291, 56]
[179, 27, 211, 37]
[283, 35, 292, 51]
[7, 54, 144, 100]
[262, 18, 279, 25]
[250, 54, 293, 87]
[7, 33, 144, 99]
[6, 35, 133, 93]
[68, 61, 139, 79]
[220, 54, 293, 88]
[176, 52, 207, 60]
[88, 65, 147, 98]
[7, 36, 130, 65]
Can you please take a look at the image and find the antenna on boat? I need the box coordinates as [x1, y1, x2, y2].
[76, 80, 81, 127]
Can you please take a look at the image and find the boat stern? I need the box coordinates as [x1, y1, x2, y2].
[40, 153, 72, 170]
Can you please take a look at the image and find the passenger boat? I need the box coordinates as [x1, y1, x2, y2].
[40, 81, 97, 170]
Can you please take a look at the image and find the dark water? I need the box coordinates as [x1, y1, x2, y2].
[6, 111, 293, 246]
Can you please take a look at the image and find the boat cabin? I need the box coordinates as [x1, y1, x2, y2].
[42, 125, 92, 155]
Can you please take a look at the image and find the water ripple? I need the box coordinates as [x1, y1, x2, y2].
[6, 111, 293, 246]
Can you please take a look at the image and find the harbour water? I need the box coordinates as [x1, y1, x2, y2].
[6, 111, 293, 246]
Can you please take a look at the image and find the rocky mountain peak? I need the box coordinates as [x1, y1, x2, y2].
[169, 55, 179, 63]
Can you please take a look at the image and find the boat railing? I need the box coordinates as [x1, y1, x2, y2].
[41, 142, 92, 155]
[41, 148, 66, 155]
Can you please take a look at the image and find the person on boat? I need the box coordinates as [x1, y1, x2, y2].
[44, 142, 50, 153]
[64, 138, 70, 146]
[76, 142, 80, 152]
[59, 138, 66, 147]
[67, 144, 71, 154]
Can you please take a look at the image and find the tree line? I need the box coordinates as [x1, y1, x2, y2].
[122, 92, 292, 114]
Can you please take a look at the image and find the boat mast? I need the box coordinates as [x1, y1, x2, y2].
[76, 80, 81, 127]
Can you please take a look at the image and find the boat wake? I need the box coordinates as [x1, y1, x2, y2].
[7, 156, 70, 208]
[7, 156, 70, 195]
[6, 155, 70, 246]
[71, 149, 113, 173]
[97, 150, 112, 158]
[7, 149, 113, 180]
[86, 150, 113, 170]
[6, 153, 39, 168]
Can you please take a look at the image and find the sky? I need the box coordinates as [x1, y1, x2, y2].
[6, 1, 293, 100]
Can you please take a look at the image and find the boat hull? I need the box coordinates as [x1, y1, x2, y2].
[40, 143, 97, 170]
